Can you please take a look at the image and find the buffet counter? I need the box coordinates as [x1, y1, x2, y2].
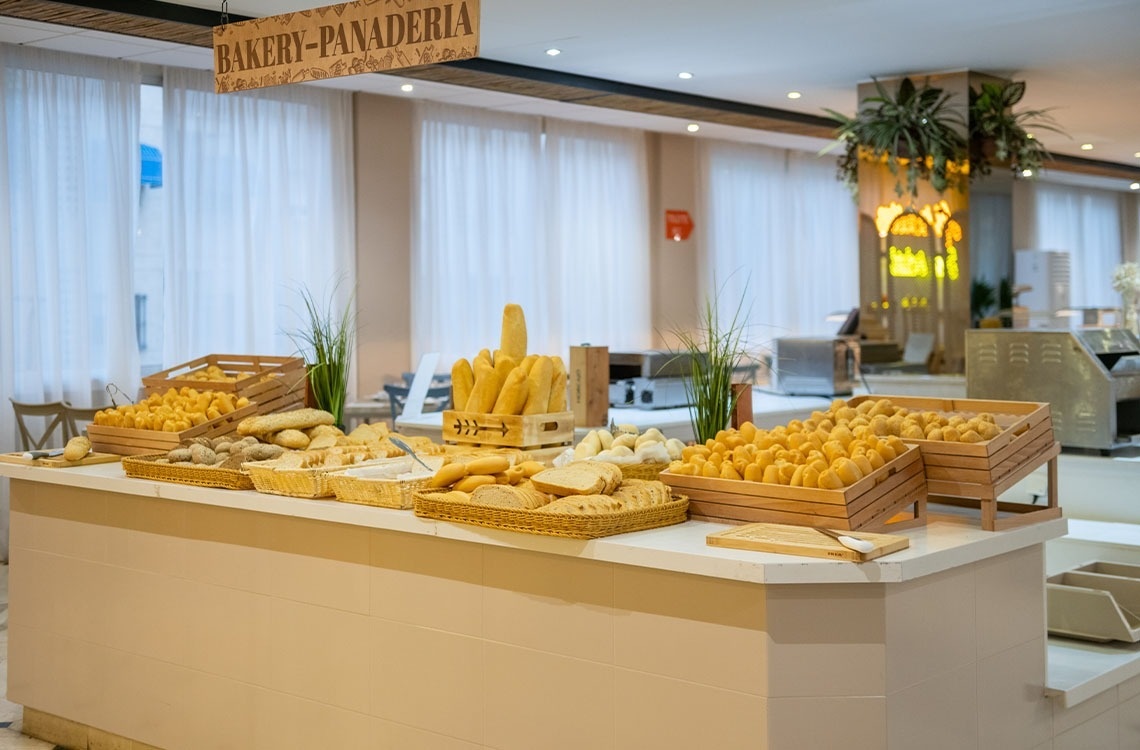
[1, 460, 1095, 750]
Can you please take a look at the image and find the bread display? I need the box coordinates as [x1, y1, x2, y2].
[666, 397, 934, 489]
[571, 426, 685, 465]
[448, 304, 568, 417]
[93, 387, 250, 432]
[151, 434, 285, 469]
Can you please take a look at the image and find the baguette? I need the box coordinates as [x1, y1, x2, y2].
[547, 355, 567, 412]
[466, 359, 502, 414]
[522, 356, 554, 415]
[451, 358, 475, 411]
[500, 303, 528, 362]
[492, 365, 530, 415]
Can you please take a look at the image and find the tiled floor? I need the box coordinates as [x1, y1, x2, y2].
[0, 564, 59, 749]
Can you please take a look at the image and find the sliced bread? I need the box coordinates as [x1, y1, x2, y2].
[531, 464, 607, 496]
[471, 483, 551, 510]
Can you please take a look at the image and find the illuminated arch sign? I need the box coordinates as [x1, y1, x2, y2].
[214, 0, 480, 93]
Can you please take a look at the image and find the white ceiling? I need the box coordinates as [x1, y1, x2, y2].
[2, 0, 1140, 170]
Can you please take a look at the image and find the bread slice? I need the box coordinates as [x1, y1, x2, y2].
[534, 495, 623, 515]
[471, 483, 551, 510]
[530, 465, 607, 496]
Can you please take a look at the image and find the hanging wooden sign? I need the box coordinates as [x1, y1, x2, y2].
[213, 0, 480, 93]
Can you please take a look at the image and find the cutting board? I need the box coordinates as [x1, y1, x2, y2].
[0, 452, 122, 468]
[707, 522, 910, 562]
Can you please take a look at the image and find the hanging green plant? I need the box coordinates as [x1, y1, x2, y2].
[968, 80, 1066, 180]
[825, 77, 968, 200]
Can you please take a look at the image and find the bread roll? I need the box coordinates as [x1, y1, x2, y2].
[466, 359, 502, 414]
[63, 436, 91, 462]
[491, 365, 530, 415]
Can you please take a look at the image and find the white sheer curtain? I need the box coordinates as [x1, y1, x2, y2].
[412, 102, 544, 365]
[1026, 181, 1123, 307]
[412, 102, 651, 364]
[698, 140, 858, 348]
[0, 44, 142, 559]
[544, 119, 651, 353]
[162, 68, 356, 369]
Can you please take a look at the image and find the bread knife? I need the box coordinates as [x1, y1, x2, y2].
[22, 448, 65, 460]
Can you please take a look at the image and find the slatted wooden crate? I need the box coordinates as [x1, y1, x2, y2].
[441, 410, 574, 449]
[142, 354, 306, 403]
[660, 445, 927, 532]
[87, 403, 257, 456]
[848, 396, 1060, 531]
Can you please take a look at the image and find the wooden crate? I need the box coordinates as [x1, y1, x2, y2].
[660, 445, 927, 532]
[87, 403, 257, 456]
[441, 410, 574, 449]
[142, 354, 306, 403]
[848, 395, 1061, 531]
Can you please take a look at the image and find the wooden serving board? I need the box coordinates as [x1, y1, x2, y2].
[706, 522, 910, 562]
[0, 452, 122, 468]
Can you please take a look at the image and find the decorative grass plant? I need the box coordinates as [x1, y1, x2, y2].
[672, 288, 751, 444]
[289, 285, 354, 428]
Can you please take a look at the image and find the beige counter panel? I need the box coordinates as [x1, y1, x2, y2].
[1, 465, 1070, 749]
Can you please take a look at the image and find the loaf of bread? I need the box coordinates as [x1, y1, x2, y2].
[466, 359, 502, 414]
[547, 355, 567, 412]
[522, 356, 554, 415]
[451, 358, 475, 411]
[237, 408, 335, 437]
[530, 461, 622, 496]
[471, 483, 551, 509]
[492, 365, 530, 415]
[500, 303, 528, 362]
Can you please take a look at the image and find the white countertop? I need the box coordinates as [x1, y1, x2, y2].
[0, 461, 1066, 586]
[1047, 636, 1140, 709]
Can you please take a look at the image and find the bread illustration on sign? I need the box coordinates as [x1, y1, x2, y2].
[449, 304, 568, 416]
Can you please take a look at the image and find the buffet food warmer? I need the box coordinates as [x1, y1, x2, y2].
[966, 329, 1140, 450]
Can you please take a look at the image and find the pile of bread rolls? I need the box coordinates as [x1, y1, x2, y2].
[450, 304, 567, 416]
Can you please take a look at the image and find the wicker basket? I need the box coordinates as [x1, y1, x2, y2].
[617, 462, 670, 481]
[328, 474, 432, 509]
[413, 492, 689, 539]
[121, 452, 254, 490]
[245, 460, 351, 498]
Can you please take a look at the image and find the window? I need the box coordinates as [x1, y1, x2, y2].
[412, 102, 650, 365]
[699, 141, 858, 347]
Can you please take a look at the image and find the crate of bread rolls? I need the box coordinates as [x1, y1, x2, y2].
[87, 389, 259, 455]
[659, 419, 927, 532]
[442, 304, 574, 449]
[845, 396, 1060, 531]
[142, 354, 306, 412]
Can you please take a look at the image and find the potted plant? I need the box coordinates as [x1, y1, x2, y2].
[825, 77, 968, 200]
[970, 278, 997, 326]
[968, 80, 1065, 179]
[671, 288, 750, 444]
[288, 285, 355, 428]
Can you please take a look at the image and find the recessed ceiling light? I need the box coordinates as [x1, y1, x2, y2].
[686, 123, 700, 133]
[1134, 151, 1140, 158]
[1021, 169, 1034, 177]
[545, 48, 561, 56]
[1131, 182, 1140, 190]
[400, 84, 414, 93]
[1080, 143, 1094, 151]
[786, 91, 802, 100]
[1026, 133, 1035, 140]
[678, 72, 693, 80]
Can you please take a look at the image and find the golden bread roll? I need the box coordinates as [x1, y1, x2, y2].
[63, 436, 91, 462]
[429, 462, 468, 488]
[465, 455, 512, 475]
[454, 474, 498, 493]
